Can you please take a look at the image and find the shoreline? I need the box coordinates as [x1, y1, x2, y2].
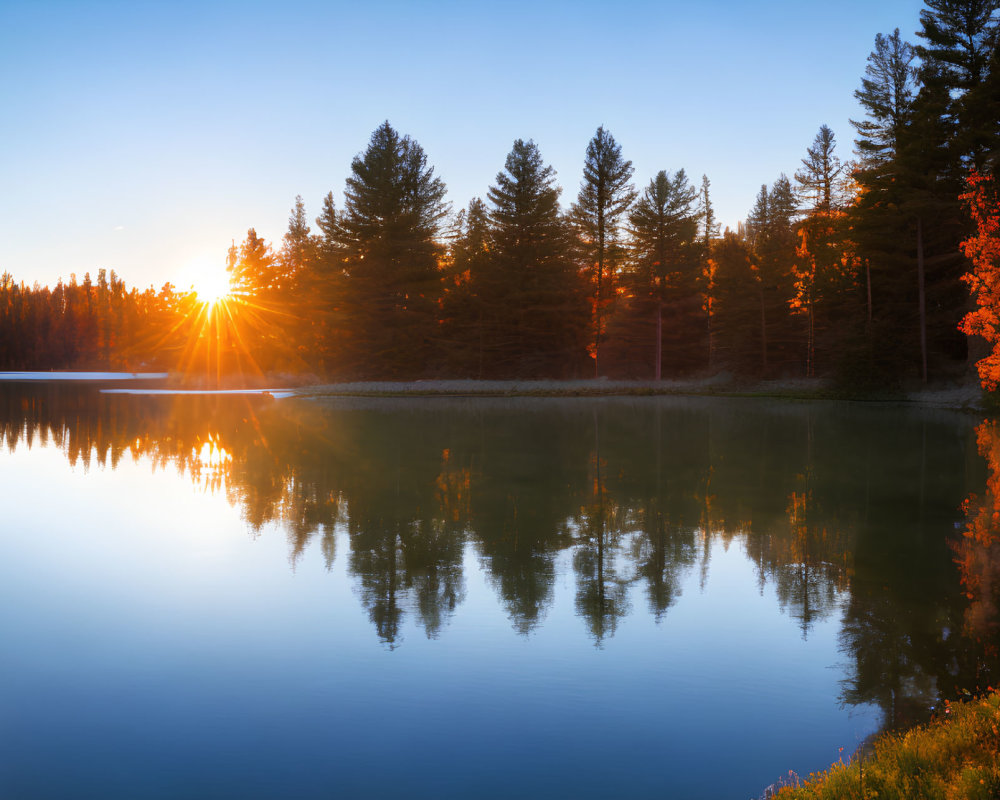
[1, 371, 987, 410]
[290, 377, 986, 411]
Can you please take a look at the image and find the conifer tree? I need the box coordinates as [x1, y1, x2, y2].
[484, 139, 589, 377]
[280, 196, 316, 278]
[315, 192, 340, 267]
[712, 231, 765, 372]
[792, 128, 855, 376]
[890, 1, 1000, 381]
[333, 122, 448, 378]
[611, 170, 699, 378]
[795, 125, 844, 213]
[224, 228, 299, 373]
[852, 29, 917, 170]
[229, 228, 277, 298]
[278, 196, 325, 372]
[742, 176, 799, 374]
[850, 28, 918, 366]
[698, 175, 719, 367]
[439, 197, 492, 375]
[916, 0, 1000, 172]
[571, 127, 636, 375]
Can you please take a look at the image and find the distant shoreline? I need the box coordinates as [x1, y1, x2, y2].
[0, 371, 986, 411]
[292, 377, 985, 411]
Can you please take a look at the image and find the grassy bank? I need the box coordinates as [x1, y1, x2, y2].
[771, 692, 1000, 799]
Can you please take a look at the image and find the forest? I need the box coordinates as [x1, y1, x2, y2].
[2, 0, 1000, 389]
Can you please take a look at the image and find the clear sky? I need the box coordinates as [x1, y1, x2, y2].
[1, 0, 927, 292]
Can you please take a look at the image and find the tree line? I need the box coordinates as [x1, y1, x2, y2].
[3, 0, 999, 387]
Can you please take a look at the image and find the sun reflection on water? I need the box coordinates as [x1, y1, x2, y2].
[190, 434, 232, 493]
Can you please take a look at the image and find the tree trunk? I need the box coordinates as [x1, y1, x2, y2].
[917, 217, 928, 384]
[655, 301, 662, 381]
[707, 303, 713, 371]
[595, 227, 605, 378]
[807, 304, 815, 378]
[865, 259, 872, 332]
[759, 287, 768, 374]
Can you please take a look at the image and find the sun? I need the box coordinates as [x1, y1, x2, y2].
[182, 255, 234, 306]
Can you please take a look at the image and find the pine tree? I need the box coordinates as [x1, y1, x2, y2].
[742, 176, 799, 375]
[852, 29, 917, 170]
[229, 228, 277, 298]
[610, 170, 700, 378]
[792, 128, 855, 377]
[571, 127, 636, 375]
[916, 0, 1000, 172]
[280, 196, 316, 279]
[847, 28, 933, 387]
[314, 192, 338, 264]
[712, 231, 765, 372]
[279, 196, 324, 372]
[888, 1, 1000, 382]
[484, 139, 589, 377]
[333, 122, 448, 378]
[697, 175, 720, 367]
[850, 28, 918, 360]
[795, 125, 844, 213]
[225, 229, 293, 374]
[439, 197, 492, 375]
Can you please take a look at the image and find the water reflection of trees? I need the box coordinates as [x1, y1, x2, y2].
[955, 421, 1000, 669]
[2, 385, 995, 722]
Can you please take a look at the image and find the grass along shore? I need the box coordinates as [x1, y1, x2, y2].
[765, 692, 1000, 799]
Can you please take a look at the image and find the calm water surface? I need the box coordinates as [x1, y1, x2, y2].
[1, 385, 997, 799]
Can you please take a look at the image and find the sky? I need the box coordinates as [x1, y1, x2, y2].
[1, 0, 928, 293]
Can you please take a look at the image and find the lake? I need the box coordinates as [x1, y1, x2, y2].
[1, 384, 996, 799]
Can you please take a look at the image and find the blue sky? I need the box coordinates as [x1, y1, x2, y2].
[1, 0, 927, 291]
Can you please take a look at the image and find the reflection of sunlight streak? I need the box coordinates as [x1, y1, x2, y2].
[190, 433, 232, 494]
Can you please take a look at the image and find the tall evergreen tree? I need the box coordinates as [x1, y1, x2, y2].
[608, 170, 699, 378]
[795, 125, 844, 213]
[697, 175, 720, 367]
[224, 228, 298, 374]
[743, 176, 799, 374]
[851, 28, 918, 343]
[333, 122, 448, 378]
[793, 128, 855, 376]
[890, 1, 1000, 382]
[483, 139, 589, 377]
[916, 0, 1000, 172]
[847, 29, 930, 387]
[571, 126, 636, 376]
[229, 228, 277, 298]
[439, 197, 493, 375]
[852, 28, 918, 170]
[712, 231, 766, 372]
[278, 196, 325, 372]
[280, 196, 317, 279]
[309, 191, 346, 374]
[315, 191, 340, 268]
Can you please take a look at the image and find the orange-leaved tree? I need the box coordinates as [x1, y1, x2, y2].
[955, 420, 1000, 657]
[959, 171, 1000, 390]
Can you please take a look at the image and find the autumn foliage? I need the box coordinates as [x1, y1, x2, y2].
[955, 420, 1000, 656]
[960, 172, 1000, 391]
